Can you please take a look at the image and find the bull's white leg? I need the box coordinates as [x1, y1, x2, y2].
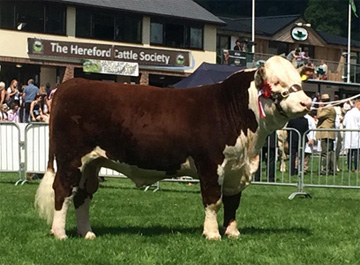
[224, 220, 240, 238]
[75, 197, 96, 240]
[51, 196, 72, 240]
[202, 199, 222, 240]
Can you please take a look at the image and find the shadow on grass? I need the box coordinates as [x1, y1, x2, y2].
[241, 226, 312, 236]
[99, 183, 200, 194]
[67, 225, 203, 238]
[67, 225, 311, 238]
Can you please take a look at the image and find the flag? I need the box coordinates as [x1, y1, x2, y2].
[350, 0, 358, 18]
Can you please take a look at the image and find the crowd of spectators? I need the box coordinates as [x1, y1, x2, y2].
[286, 48, 328, 81]
[258, 93, 360, 180]
[0, 78, 56, 123]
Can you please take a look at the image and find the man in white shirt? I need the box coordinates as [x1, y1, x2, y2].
[343, 99, 360, 171]
[304, 110, 317, 173]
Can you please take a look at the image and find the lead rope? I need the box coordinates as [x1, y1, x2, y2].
[311, 93, 360, 110]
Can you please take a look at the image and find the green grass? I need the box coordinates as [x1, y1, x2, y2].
[0, 173, 360, 265]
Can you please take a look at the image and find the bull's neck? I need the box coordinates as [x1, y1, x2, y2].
[247, 82, 288, 155]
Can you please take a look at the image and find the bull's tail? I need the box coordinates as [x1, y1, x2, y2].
[35, 169, 55, 224]
[35, 120, 56, 224]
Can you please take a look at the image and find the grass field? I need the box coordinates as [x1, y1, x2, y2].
[0, 173, 360, 265]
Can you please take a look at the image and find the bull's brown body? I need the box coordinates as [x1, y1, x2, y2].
[35, 56, 312, 240]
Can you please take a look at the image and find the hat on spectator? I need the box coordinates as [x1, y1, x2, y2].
[321, 93, 330, 101]
[0, 81, 5, 88]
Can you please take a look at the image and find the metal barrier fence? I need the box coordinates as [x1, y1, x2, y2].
[0, 122, 22, 184]
[300, 129, 360, 192]
[1, 122, 360, 198]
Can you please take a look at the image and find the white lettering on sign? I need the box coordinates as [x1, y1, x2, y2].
[114, 49, 170, 64]
[70, 45, 112, 58]
[50, 42, 68, 54]
[139, 52, 170, 64]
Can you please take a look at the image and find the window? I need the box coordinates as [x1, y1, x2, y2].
[150, 23, 163, 44]
[189, 27, 203, 49]
[76, 8, 142, 43]
[0, 2, 14, 29]
[93, 13, 114, 40]
[0, 1, 65, 34]
[150, 19, 203, 50]
[115, 16, 142, 43]
[268, 41, 289, 56]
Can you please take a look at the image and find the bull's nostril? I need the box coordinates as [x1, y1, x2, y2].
[301, 100, 312, 111]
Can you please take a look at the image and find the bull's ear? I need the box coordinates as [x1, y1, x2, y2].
[254, 67, 265, 89]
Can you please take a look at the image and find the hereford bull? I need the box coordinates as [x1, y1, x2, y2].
[35, 56, 312, 240]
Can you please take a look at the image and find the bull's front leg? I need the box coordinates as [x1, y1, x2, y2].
[198, 161, 222, 240]
[222, 192, 242, 238]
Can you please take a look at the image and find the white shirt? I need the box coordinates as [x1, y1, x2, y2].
[304, 114, 317, 153]
[343, 107, 360, 149]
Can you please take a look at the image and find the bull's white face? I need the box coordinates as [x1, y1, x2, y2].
[258, 56, 312, 121]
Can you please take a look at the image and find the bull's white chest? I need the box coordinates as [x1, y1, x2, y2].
[218, 131, 258, 196]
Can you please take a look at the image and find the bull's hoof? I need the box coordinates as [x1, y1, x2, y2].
[224, 221, 240, 239]
[50, 229, 68, 240]
[84, 231, 96, 240]
[280, 164, 286, 172]
[203, 231, 221, 241]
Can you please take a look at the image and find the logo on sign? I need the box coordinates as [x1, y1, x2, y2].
[291, 27, 309, 41]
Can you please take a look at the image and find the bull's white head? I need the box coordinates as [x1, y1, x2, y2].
[254, 56, 312, 131]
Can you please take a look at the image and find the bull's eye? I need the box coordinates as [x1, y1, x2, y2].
[281, 90, 289, 98]
[289, 84, 302, 92]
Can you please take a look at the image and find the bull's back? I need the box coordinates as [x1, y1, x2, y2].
[50, 78, 223, 171]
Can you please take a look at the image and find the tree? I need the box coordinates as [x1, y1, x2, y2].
[304, 0, 360, 40]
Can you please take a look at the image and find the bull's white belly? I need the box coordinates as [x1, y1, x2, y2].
[81, 130, 258, 193]
[80, 147, 198, 187]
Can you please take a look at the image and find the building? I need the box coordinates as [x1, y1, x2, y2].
[0, 0, 224, 88]
[217, 15, 360, 83]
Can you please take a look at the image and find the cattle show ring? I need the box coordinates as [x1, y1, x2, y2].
[1, 56, 360, 264]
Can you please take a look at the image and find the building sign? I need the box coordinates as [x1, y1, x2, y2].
[291, 27, 309, 41]
[27, 38, 190, 67]
[221, 49, 247, 67]
[82, 59, 139, 76]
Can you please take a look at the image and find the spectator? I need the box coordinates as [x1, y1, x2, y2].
[233, 39, 241, 50]
[286, 48, 301, 67]
[311, 92, 321, 108]
[6, 79, 20, 107]
[30, 95, 49, 122]
[334, 95, 344, 172]
[18, 84, 26, 122]
[47, 87, 57, 114]
[0, 103, 8, 121]
[304, 110, 317, 173]
[316, 93, 336, 175]
[0, 81, 6, 106]
[343, 100, 353, 114]
[6, 102, 20, 122]
[316, 60, 328, 80]
[286, 115, 309, 175]
[298, 49, 310, 67]
[300, 63, 315, 81]
[343, 99, 360, 172]
[45, 83, 51, 98]
[23, 79, 39, 122]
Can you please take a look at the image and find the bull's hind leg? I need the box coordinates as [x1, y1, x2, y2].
[222, 192, 242, 238]
[74, 190, 96, 239]
[74, 159, 101, 239]
[51, 167, 80, 240]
